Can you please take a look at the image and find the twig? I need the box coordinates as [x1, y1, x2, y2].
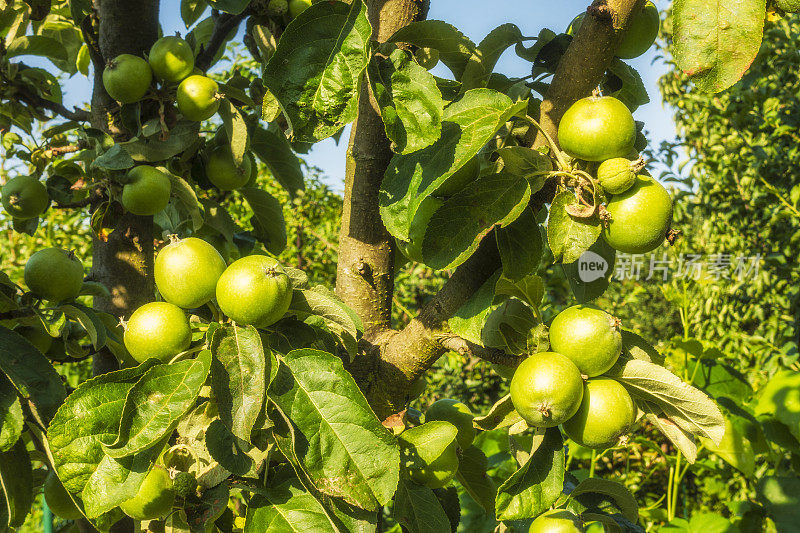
[437, 333, 525, 368]
[0, 308, 37, 320]
[13, 81, 91, 122]
[195, 11, 248, 72]
[53, 197, 94, 210]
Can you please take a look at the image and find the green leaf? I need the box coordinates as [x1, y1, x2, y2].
[90, 144, 135, 171]
[456, 445, 496, 514]
[261, 87, 281, 121]
[662, 512, 739, 533]
[700, 413, 756, 477]
[6, 35, 68, 63]
[673, 0, 766, 92]
[0, 439, 32, 528]
[206, 0, 249, 14]
[547, 191, 601, 264]
[620, 330, 664, 365]
[120, 121, 201, 162]
[289, 285, 363, 342]
[262, 0, 371, 143]
[757, 476, 800, 532]
[218, 98, 248, 165]
[496, 206, 543, 281]
[0, 325, 66, 426]
[472, 394, 523, 432]
[210, 325, 266, 443]
[104, 352, 211, 458]
[388, 20, 476, 79]
[605, 58, 650, 112]
[368, 48, 444, 154]
[267, 349, 399, 510]
[244, 477, 336, 532]
[561, 236, 616, 303]
[607, 359, 725, 444]
[81, 439, 167, 518]
[251, 125, 305, 197]
[164, 168, 204, 231]
[393, 479, 451, 533]
[566, 478, 638, 523]
[495, 146, 551, 191]
[422, 171, 531, 270]
[753, 371, 800, 442]
[181, 0, 207, 27]
[495, 427, 564, 521]
[58, 303, 107, 349]
[218, 81, 257, 107]
[205, 419, 254, 476]
[641, 400, 698, 463]
[185, 482, 231, 531]
[380, 88, 525, 242]
[48, 361, 159, 493]
[0, 374, 23, 453]
[449, 270, 501, 346]
[461, 24, 525, 91]
[495, 274, 544, 309]
[22, 0, 51, 20]
[241, 187, 287, 254]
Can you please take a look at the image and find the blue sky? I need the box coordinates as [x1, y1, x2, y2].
[53, 0, 677, 191]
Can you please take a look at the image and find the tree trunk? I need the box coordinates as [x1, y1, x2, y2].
[85, 2, 159, 531]
[89, 0, 159, 377]
[335, 0, 428, 340]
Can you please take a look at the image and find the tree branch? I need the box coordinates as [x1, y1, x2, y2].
[370, 0, 646, 418]
[335, 0, 429, 339]
[11, 72, 91, 122]
[195, 11, 248, 72]
[531, 0, 646, 149]
[438, 333, 525, 368]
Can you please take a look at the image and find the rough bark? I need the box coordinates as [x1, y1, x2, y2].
[532, 0, 646, 149]
[365, 0, 646, 419]
[335, 0, 429, 339]
[89, 0, 160, 393]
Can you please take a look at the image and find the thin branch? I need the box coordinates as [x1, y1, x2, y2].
[438, 333, 525, 368]
[195, 11, 248, 72]
[0, 308, 37, 321]
[13, 80, 91, 122]
[54, 197, 94, 210]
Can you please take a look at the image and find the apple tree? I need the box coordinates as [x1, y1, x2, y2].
[0, 0, 791, 531]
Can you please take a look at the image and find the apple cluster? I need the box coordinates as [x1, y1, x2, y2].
[122, 237, 293, 366]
